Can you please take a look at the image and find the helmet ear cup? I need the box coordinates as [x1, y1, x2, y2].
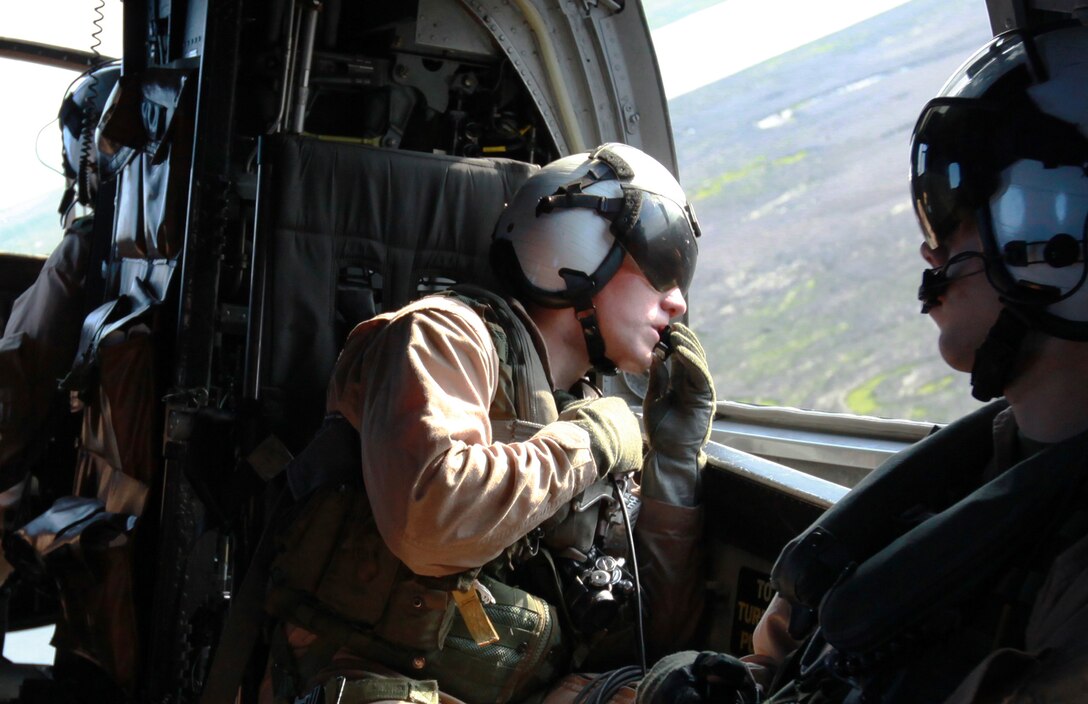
[1043, 233, 1081, 268]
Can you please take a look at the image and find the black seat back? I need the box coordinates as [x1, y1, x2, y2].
[253, 136, 538, 450]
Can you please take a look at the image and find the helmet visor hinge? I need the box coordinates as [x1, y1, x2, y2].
[536, 192, 625, 218]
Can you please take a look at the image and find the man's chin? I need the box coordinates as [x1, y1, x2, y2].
[937, 341, 974, 374]
[617, 354, 653, 376]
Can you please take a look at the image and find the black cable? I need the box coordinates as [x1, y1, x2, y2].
[571, 673, 603, 704]
[594, 665, 643, 703]
[568, 479, 648, 704]
[612, 473, 647, 676]
[78, 0, 107, 206]
[572, 664, 643, 704]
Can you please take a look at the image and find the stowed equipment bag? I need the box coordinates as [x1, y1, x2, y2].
[266, 415, 564, 704]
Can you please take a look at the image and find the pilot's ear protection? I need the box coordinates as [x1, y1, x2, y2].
[995, 230, 1086, 305]
[1002, 233, 1082, 268]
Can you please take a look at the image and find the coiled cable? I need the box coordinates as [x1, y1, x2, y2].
[78, 0, 107, 205]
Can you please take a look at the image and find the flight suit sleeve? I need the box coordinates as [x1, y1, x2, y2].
[328, 297, 599, 577]
[1, 219, 92, 471]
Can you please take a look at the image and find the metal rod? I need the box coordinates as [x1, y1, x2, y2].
[243, 138, 270, 401]
[272, 1, 301, 133]
[289, 2, 322, 134]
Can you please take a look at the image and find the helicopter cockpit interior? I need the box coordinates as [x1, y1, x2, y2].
[0, 0, 1085, 701]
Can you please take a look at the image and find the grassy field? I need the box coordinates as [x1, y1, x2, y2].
[0, 191, 65, 257]
[667, 0, 994, 423]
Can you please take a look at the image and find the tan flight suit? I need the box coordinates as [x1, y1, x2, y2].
[274, 293, 704, 703]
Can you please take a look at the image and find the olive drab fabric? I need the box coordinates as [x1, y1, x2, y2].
[641, 323, 715, 507]
[267, 482, 568, 703]
[636, 650, 758, 704]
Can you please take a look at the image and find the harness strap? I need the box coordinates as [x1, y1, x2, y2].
[441, 284, 559, 423]
[200, 484, 293, 704]
[970, 307, 1032, 401]
[552, 269, 617, 376]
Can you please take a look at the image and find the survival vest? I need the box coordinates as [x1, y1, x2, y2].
[265, 286, 636, 704]
[766, 401, 1088, 703]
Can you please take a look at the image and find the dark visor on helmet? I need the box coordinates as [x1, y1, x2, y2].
[613, 189, 700, 295]
[910, 99, 1002, 249]
[909, 23, 1088, 250]
[911, 96, 1088, 251]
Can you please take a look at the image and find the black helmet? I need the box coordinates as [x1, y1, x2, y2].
[59, 61, 122, 213]
[910, 22, 1088, 398]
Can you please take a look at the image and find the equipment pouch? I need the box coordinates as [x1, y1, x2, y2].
[267, 486, 456, 653]
[7, 496, 139, 689]
[371, 571, 459, 652]
[268, 485, 566, 702]
[347, 574, 565, 704]
[267, 486, 400, 633]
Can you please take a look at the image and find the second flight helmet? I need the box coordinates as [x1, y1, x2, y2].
[492, 143, 701, 374]
[58, 60, 123, 216]
[911, 22, 1088, 400]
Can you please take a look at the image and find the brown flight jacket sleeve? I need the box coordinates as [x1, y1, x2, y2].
[326, 296, 600, 578]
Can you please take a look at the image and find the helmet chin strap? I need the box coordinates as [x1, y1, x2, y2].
[575, 304, 618, 376]
[561, 269, 618, 376]
[970, 306, 1032, 401]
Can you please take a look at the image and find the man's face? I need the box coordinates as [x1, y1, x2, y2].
[593, 256, 687, 373]
[919, 220, 1004, 372]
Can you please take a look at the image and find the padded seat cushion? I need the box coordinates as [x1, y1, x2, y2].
[261, 136, 538, 449]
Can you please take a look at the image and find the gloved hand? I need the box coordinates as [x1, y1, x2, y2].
[636, 650, 760, 704]
[560, 396, 644, 477]
[642, 323, 716, 506]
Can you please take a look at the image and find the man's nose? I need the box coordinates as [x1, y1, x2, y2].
[663, 287, 687, 319]
[920, 242, 946, 267]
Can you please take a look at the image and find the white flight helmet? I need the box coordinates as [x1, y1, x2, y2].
[491, 143, 700, 373]
[910, 22, 1088, 399]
